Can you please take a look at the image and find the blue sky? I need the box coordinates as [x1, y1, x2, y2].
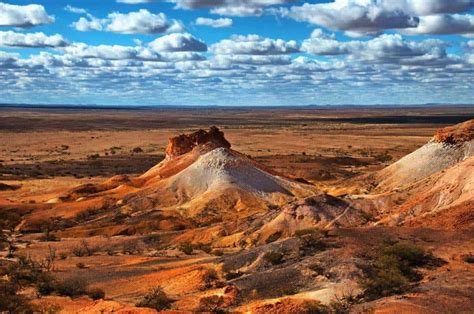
[0, 0, 473, 106]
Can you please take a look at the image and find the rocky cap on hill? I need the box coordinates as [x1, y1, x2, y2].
[165, 126, 231, 159]
[433, 119, 473, 144]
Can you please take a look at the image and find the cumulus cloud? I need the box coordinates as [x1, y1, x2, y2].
[173, 0, 296, 16]
[0, 31, 68, 48]
[149, 33, 207, 52]
[71, 9, 184, 34]
[301, 31, 451, 67]
[72, 16, 104, 32]
[284, 1, 419, 37]
[0, 2, 54, 27]
[404, 14, 474, 36]
[211, 34, 299, 55]
[283, 0, 474, 36]
[61, 43, 158, 60]
[196, 17, 233, 28]
[407, 0, 474, 15]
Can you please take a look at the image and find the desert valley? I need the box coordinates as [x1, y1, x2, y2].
[0, 106, 473, 313]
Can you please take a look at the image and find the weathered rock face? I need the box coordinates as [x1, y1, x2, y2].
[165, 126, 231, 158]
[433, 119, 473, 144]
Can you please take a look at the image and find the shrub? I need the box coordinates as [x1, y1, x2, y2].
[194, 243, 212, 254]
[71, 240, 95, 257]
[122, 240, 143, 255]
[136, 287, 172, 311]
[39, 232, 60, 242]
[142, 234, 161, 248]
[263, 251, 284, 265]
[373, 151, 392, 163]
[202, 268, 219, 288]
[198, 295, 226, 313]
[36, 272, 56, 296]
[56, 276, 88, 297]
[463, 254, 474, 264]
[360, 241, 439, 300]
[59, 252, 67, 260]
[0, 280, 34, 313]
[132, 147, 144, 153]
[212, 249, 224, 256]
[225, 271, 243, 281]
[178, 242, 193, 255]
[76, 262, 86, 269]
[87, 287, 105, 300]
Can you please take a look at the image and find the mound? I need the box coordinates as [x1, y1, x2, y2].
[354, 120, 474, 229]
[384, 157, 474, 229]
[18, 127, 317, 235]
[251, 194, 371, 244]
[374, 120, 473, 191]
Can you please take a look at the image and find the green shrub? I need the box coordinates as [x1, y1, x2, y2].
[360, 241, 439, 300]
[136, 287, 172, 311]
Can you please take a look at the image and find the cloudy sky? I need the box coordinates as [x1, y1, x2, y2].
[1, 0, 473, 106]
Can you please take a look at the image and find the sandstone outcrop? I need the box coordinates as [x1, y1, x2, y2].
[433, 119, 474, 144]
[165, 126, 231, 159]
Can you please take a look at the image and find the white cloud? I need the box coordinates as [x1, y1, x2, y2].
[284, 0, 474, 36]
[61, 43, 161, 60]
[0, 31, 68, 48]
[64, 5, 88, 15]
[149, 33, 207, 52]
[0, 2, 54, 27]
[72, 16, 104, 32]
[407, 0, 474, 15]
[404, 14, 474, 36]
[173, 0, 296, 16]
[284, 1, 419, 37]
[71, 9, 184, 34]
[211, 34, 299, 55]
[196, 17, 232, 28]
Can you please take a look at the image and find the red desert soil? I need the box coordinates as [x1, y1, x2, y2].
[0, 110, 473, 313]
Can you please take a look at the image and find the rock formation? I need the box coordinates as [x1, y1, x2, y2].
[433, 119, 474, 144]
[165, 126, 231, 159]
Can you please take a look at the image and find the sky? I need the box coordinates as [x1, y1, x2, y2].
[0, 0, 473, 106]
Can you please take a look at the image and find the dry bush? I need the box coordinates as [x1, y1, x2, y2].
[71, 240, 95, 257]
[55, 276, 88, 297]
[87, 287, 106, 300]
[360, 241, 443, 300]
[178, 242, 193, 255]
[136, 287, 172, 311]
[263, 251, 284, 265]
[198, 295, 226, 313]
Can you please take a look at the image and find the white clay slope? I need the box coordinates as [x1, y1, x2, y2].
[165, 148, 294, 196]
[376, 140, 473, 191]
